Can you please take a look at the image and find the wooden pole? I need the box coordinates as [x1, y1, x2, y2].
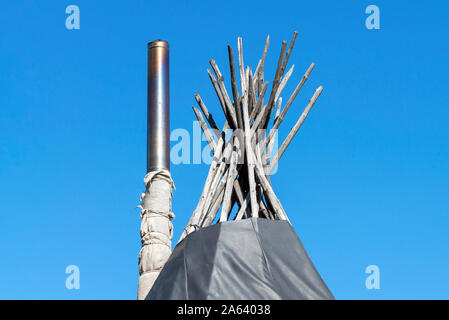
[180, 34, 323, 238]
[268, 86, 323, 173]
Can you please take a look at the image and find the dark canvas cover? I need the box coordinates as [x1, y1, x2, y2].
[147, 218, 334, 300]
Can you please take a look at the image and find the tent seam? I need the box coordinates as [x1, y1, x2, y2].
[250, 218, 281, 299]
[183, 238, 189, 299]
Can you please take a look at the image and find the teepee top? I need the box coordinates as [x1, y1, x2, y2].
[179, 32, 323, 242]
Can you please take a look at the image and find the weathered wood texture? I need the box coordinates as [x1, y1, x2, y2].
[179, 32, 323, 242]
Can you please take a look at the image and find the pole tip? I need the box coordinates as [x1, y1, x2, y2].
[148, 40, 169, 49]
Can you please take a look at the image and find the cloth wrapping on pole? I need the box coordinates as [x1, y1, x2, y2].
[137, 169, 175, 300]
[147, 218, 334, 300]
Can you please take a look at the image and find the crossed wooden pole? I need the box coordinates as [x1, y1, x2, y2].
[179, 32, 323, 242]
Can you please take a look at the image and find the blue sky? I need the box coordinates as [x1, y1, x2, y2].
[1, 0, 448, 299]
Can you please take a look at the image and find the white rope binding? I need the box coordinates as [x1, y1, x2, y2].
[137, 169, 175, 300]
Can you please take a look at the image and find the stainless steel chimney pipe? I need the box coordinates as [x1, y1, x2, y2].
[147, 40, 170, 172]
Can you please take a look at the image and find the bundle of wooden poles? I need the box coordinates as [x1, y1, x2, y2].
[179, 32, 323, 242]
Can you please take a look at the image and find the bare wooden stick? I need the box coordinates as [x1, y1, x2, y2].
[255, 35, 270, 76]
[235, 192, 249, 220]
[268, 86, 323, 173]
[201, 164, 230, 225]
[245, 67, 251, 101]
[232, 175, 245, 206]
[258, 64, 292, 156]
[202, 185, 225, 227]
[209, 59, 239, 129]
[207, 69, 231, 124]
[260, 40, 287, 129]
[254, 35, 270, 93]
[261, 191, 276, 220]
[242, 66, 259, 217]
[248, 68, 257, 116]
[192, 107, 217, 154]
[203, 160, 247, 225]
[199, 130, 226, 198]
[250, 38, 288, 133]
[274, 64, 294, 103]
[249, 82, 268, 123]
[252, 86, 322, 179]
[247, 131, 285, 219]
[274, 97, 282, 123]
[262, 63, 315, 152]
[254, 59, 261, 82]
[266, 97, 282, 162]
[251, 148, 289, 221]
[257, 185, 271, 219]
[237, 37, 246, 95]
[201, 133, 246, 219]
[235, 141, 280, 221]
[281, 31, 298, 75]
[194, 93, 220, 137]
[203, 164, 245, 223]
[220, 137, 239, 221]
[276, 63, 315, 126]
[254, 128, 265, 168]
[199, 141, 233, 220]
[228, 46, 243, 129]
[210, 60, 238, 128]
[178, 127, 228, 242]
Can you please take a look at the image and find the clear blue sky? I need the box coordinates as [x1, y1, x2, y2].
[1, 0, 448, 299]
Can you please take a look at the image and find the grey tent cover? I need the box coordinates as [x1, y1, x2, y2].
[147, 218, 334, 300]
